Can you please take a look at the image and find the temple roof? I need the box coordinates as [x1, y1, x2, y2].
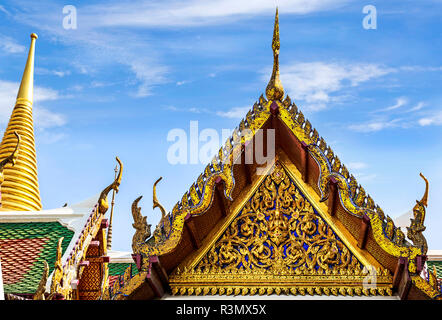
[0, 195, 99, 294]
[110, 9, 439, 301]
[0, 221, 73, 294]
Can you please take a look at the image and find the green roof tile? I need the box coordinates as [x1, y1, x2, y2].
[0, 222, 74, 294]
[427, 261, 442, 279]
[108, 262, 139, 277]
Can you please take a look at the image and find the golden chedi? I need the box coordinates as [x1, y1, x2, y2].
[0, 33, 42, 211]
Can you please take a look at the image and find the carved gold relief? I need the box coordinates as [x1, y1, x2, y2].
[170, 162, 392, 296]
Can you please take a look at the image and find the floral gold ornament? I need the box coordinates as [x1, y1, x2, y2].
[169, 162, 393, 296]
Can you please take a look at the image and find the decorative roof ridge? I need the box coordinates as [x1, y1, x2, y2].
[277, 96, 431, 276]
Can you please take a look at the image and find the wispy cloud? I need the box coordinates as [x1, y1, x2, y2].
[36, 67, 71, 78]
[348, 118, 404, 133]
[78, 0, 350, 28]
[407, 102, 425, 112]
[378, 97, 408, 112]
[277, 62, 394, 111]
[347, 162, 368, 170]
[0, 80, 66, 129]
[0, 5, 10, 15]
[418, 110, 442, 126]
[34, 107, 67, 129]
[350, 96, 432, 132]
[164, 105, 212, 114]
[8, 0, 352, 99]
[216, 106, 250, 119]
[0, 34, 25, 54]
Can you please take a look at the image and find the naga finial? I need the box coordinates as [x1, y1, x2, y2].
[131, 196, 151, 253]
[265, 7, 285, 101]
[406, 173, 429, 255]
[98, 156, 123, 214]
[153, 177, 167, 219]
[34, 260, 48, 300]
[0, 131, 20, 184]
[152, 177, 170, 243]
[49, 237, 64, 298]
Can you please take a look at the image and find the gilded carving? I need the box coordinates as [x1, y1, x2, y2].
[48, 237, 64, 299]
[406, 173, 429, 255]
[170, 162, 392, 296]
[131, 196, 151, 253]
[98, 156, 123, 214]
[0, 131, 20, 185]
[34, 261, 49, 300]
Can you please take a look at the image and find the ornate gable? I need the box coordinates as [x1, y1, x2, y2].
[107, 9, 439, 300]
[169, 160, 393, 297]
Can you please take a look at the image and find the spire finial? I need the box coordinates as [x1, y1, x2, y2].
[265, 7, 284, 101]
[16, 33, 38, 107]
[0, 33, 42, 211]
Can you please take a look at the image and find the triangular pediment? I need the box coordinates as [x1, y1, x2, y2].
[169, 159, 393, 297]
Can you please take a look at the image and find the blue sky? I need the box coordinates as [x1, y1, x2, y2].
[0, 0, 441, 251]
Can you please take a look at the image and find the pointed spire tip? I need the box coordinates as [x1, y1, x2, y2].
[265, 7, 284, 101]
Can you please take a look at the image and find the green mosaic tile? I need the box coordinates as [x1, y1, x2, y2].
[427, 261, 442, 279]
[108, 262, 139, 277]
[0, 222, 74, 294]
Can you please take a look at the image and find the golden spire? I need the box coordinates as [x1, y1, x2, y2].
[265, 7, 284, 101]
[0, 33, 42, 211]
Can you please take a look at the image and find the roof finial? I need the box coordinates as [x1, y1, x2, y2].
[265, 7, 284, 101]
[17, 33, 38, 106]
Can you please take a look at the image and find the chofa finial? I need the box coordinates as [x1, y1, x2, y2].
[265, 7, 284, 101]
[406, 173, 429, 255]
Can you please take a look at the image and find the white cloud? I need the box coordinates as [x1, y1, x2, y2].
[353, 172, 377, 182]
[80, 0, 350, 28]
[10, 0, 353, 99]
[348, 118, 403, 133]
[0, 80, 66, 129]
[36, 67, 71, 78]
[0, 5, 10, 15]
[35, 131, 67, 144]
[34, 107, 67, 129]
[278, 62, 394, 111]
[128, 59, 169, 97]
[0, 34, 25, 54]
[379, 97, 408, 112]
[407, 102, 425, 112]
[216, 106, 250, 119]
[347, 162, 368, 170]
[418, 111, 442, 127]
